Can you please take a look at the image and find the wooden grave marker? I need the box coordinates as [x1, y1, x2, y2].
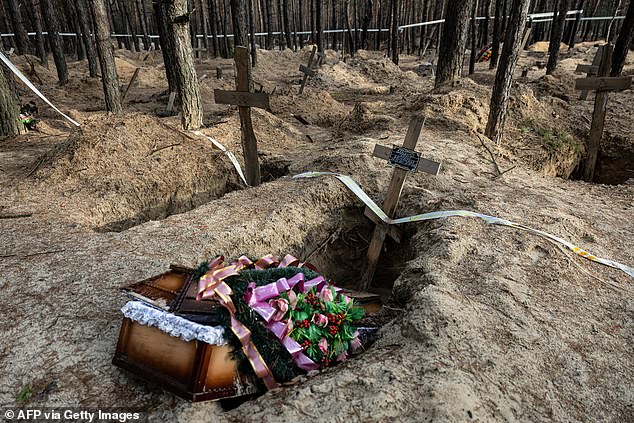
[576, 47, 603, 100]
[316, 51, 327, 66]
[574, 44, 632, 182]
[360, 117, 441, 290]
[299, 46, 318, 94]
[214, 46, 270, 186]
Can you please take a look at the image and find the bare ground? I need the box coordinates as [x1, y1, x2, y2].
[1, 44, 633, 422]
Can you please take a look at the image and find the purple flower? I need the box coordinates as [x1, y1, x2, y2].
[318, 338, 328, 354]
[319, 286, 334, 303]
[268, 297, 289, 321]
[312, 313, 328, 327]
[335, 350, 348, 362]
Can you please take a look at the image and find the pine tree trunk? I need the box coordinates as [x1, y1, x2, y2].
[298, 0, 304, 48]
[470, 0, 479, 75]
[154, 0, 179, 92]
[331, 0, 338, 50]
[220, 0, 230, 57]
[435, 0, 471, 86]
[30, 0, 49, 67]
[76, 0, 99, 77]
[208, 0, 220, 57]
[482, 0, 492, 45]
[266, 0, 274, 48]
[316, 0, 323, 51]
[6, 0, 31, 55]
[166, 0, 203, 129]
[137, 0, 151, 50]
[390, 0, 400, 64]
[490, 0, 503, 68]
[485, 0, 530, 144]
[230, 0, 249, 47]
[41, 0, 69, 85]
[91, 0, 123, 114]
[0, 66, 25, 137]
[360, 0, 373, 50]
[282, 0, 292, 50]
[248, 0, 258, 63]
[546, 0, 570, 75]
[611, 0, 634, 76]
[567, 0, 584, 48]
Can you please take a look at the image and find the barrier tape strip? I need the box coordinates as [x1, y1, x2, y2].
[0, 51, 80, 127]
[192, 130, 248, 186]
[293, 172, 634, 279]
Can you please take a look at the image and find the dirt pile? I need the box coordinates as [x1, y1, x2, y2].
[30, 113, 240, 231]
[405, 79, 491, 133]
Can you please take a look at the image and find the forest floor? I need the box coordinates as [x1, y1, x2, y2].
[1, 42, 633, 422]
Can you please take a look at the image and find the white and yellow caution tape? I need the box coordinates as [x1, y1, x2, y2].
[191, 130, 248, 186]
[0, 50, 80, 127]
[293, 171, 634, 279]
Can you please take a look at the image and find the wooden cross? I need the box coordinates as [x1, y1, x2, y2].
[214, 46, 270, 186]
[576, 48, 602, 100]
[574, 44, 632, 182]
[316, 51, 327, 66]
[299, 46, 317, 94]
[360, 117, 441, 290]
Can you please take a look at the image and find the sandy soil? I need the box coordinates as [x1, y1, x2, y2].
[1, 43, 633, 422]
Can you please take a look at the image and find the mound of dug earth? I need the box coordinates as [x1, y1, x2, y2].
[32, 113, 240, 231]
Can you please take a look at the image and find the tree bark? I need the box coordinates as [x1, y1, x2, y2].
[230, 0, 249, 47]
[490, 0, 503, 68]
[316, 0, 323, 51]
[137, 0, 152, 50]
[6, 0, 31, 55]
[208, 0, 220, 57]
[0, 66, 25, 137]
[360, 0, 373, 50]
[91, 0, 123, 114]
[265, 0, 274, 49]
[248, 0, 258, 63]
[469, 0, 479, 75]
[546, 0, 571, 75]
[75, 0, 99, 77]
[154, 0, 179, 92]
[165, 0, 203, 129]
[568, 0, 584, 48]
[435, 0, 472, 86]
[485, 0, 530, 144]
[611, 0, 634, 76]
[390, 0, 400, 64]
[40, 0, 69, 85]
[29, 0, 48, 67]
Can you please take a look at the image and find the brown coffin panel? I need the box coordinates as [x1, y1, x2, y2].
[121, 320, 198, 383]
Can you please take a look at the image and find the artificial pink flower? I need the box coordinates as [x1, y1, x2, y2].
[319, 286, 334, 303]
[350, 331, 362, 351]
[336, 350, 348, 362]
[318, 338, 328, 354]
[268, 297, 289, 321]
[287, 290, 298, 310]
[342, 295, 351, 304]
[311, 313, 328, 327]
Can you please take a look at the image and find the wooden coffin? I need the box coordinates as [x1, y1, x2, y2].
[113, 318, 259, 401]
[113, 266, 259, 402]
[113, 265, 382, 402]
